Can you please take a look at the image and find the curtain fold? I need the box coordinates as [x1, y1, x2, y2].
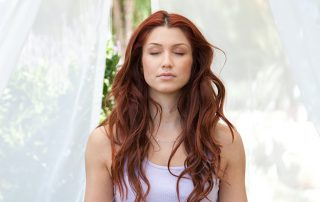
[0, 0, 42, 94]
[0, 0, 111, 201]
[268, 0, 320, 134]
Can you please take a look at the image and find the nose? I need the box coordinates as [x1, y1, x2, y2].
[161, 52, 173, 68]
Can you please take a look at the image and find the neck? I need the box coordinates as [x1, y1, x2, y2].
[149, 91, 181, 126]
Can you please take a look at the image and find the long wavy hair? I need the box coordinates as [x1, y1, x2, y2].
[99, 10, 235, 202]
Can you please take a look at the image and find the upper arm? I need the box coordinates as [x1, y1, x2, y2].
[84, 126, 114, 202]
[215, 124, 247, 202]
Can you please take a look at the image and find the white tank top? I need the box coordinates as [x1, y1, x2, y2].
[114, 159, 219, 202]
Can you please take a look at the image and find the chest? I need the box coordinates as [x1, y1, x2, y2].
[147, 139, 187, 167]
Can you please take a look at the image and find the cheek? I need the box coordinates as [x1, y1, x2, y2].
[184, 60, 193, 83]
[182, 58, 193, 77]
[142, 57, 155, 83]
[142, 55, 156, 73]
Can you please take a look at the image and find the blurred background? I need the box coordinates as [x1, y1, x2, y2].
[0, 0, 319, 201]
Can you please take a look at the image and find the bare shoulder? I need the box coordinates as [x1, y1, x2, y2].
[213, 122, 245, 166]
[85, 126, 112, 174]
[87, 126, 111, 148]
[84, 126, 114, 201]
[213, 122, 248, 201]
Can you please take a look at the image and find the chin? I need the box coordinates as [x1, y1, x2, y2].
[148, 83, 187, 95]
[153, 87, 182, 95]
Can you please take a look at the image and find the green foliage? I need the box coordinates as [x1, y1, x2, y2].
[133, 0, 151, 28]
[99, 41, 120, 122]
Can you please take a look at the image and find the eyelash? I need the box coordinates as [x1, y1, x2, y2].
[149, 52, 185, 56]
[150, 52, 160, 55]
[175, 53, 185, 56]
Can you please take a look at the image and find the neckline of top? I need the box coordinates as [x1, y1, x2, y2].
[146, 159, 185, 170]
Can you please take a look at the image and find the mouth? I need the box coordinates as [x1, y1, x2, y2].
[157, 73, 176, 78]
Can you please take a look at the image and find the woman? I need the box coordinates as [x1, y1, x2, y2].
[84, 10, 247, 202]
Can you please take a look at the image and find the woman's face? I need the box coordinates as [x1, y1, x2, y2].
[142, 26, 193, 96]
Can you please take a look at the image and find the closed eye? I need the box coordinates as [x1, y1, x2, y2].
[174, 52, 185, 56]
[149, 52, 160, 55]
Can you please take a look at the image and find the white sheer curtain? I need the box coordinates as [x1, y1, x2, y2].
[0, 0, 111, 201]
[269, 0, 320, 134]
[153, 0, 320, 201]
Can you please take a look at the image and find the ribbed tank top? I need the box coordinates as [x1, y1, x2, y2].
[114, 159, 219, 202]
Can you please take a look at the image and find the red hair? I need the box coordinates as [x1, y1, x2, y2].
[99, 10, 234, 202]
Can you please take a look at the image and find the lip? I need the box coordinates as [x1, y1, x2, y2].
[157, 72, 176, 77]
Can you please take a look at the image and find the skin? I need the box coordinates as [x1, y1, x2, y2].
[84, 26, 247, 202]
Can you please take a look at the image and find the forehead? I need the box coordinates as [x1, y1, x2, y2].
[144, 26, 191, 47]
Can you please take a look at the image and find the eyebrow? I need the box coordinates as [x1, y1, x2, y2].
[147, 42, 190, 48]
